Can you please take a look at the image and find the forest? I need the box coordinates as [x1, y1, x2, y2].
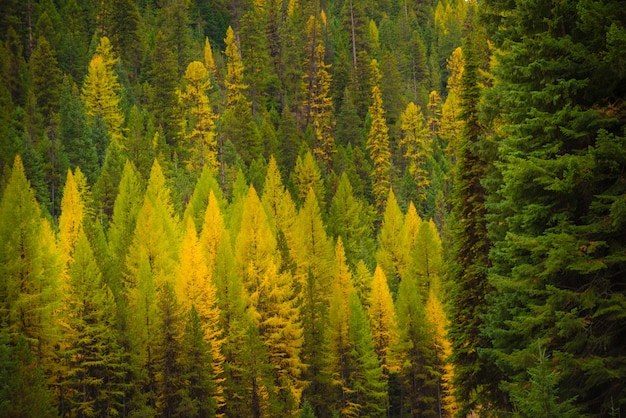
[0, 0, 625, 416]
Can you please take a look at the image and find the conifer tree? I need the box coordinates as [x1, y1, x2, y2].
[425, 287, 458, 417]
[81, 36, 124, 142]
[204, 37, 217, 78]
[328, 173, 375, 266]
[58, 229, 125, 417]
[224, 26, 247, 107]
[483, 0, 626, 414]
[58, 168, 86, 275]
[58, 77, 98, 182]
[292, 150, 325, 208]
[0, 156, 60, 370]
[292, 188, 335, 411]
[261, 155, 297, 236]
[400, 102, 431, 207]
[375, 188, 408, 296]
[148, 31, 180, 147]
[176, 216, 225, 410]
[29, 35, 62, 127]
[235, 186, 305, 415]
[184, 166, 224, 233]
[393, 261, 438, 417]
[368, 265, 398, 376]
[447, 12, 501, 413]
[180, 60, 218, 175]
[366, 59, 391, 213]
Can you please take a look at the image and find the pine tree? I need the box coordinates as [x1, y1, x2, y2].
[366, 59, 391, 213]
[58, 77, 98, 183]
[400, 102, 431, 207]
[29, 35, 62, 127]
[180, 60, 218, 175]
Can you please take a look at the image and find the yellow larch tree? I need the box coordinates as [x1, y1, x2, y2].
[261, 155, 297, 237]
[366, 59, 391, 213]
[224, 26, 247, 107]
[425, 286, 458, 417]
[302, 13, 335, 173]
[440, 47, 464, 164]
[199, 189, 226, 273]
[81, 36, 124, 141]
[57, 168, 86, 277]
[176, 215, 225, 410]
[375, 188, 409, 296]
[204, 37, 217, 78]
[400, 102, 431, 205]
[368, 265, 398, 376]
[235, 186, 305, 415]
[180, 61, 218, 175]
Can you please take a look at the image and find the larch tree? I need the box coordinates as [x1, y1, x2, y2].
[291, 187, 335, 412]
[366, 59, 391, 213]
[81, 36, 124, 142]
[393, 259, 438, 417]
[291, 150, 325, 208]
[235, 186, 305, 415]
[425, 286, 458, 417]
[328, 172, 376, 267]
[57, 228, 125, 417]
[224, 25, 247, 107]
[204, 37, 217, 79]
[400, 102, 431, 207]
[302, 14, 335, 173]
[375, 188, 409, 297]
[0, 155, 60, 375]
[183, 165, 224, 233]
[180, 60, 218, 175]
[368, 265, 398, 377]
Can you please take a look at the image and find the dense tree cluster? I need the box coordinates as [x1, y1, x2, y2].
[0, 0, 624, 416]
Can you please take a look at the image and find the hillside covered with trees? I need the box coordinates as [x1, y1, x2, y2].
[0, 0, 625, 416]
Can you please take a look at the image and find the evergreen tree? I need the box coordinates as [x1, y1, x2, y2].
[148, 30, 180, 147]
[29, 35, 62, 127]
[292, 150, 325, 208]
[483, 0, 626, 414]
[58, 77, 98, 183]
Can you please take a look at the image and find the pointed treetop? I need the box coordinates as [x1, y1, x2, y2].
[204, 37, 217, 77]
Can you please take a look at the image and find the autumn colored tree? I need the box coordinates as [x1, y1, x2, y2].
[368, 265, 398, 377]
[235, 186, 305, 415]
[180, 60, 218, 175]
[400, 102, 431, 206]
[0, 156, 60, 373]
[81, 36, 124, 142]
[375, 188, 408, 296]
[366, 59, 391, 213]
